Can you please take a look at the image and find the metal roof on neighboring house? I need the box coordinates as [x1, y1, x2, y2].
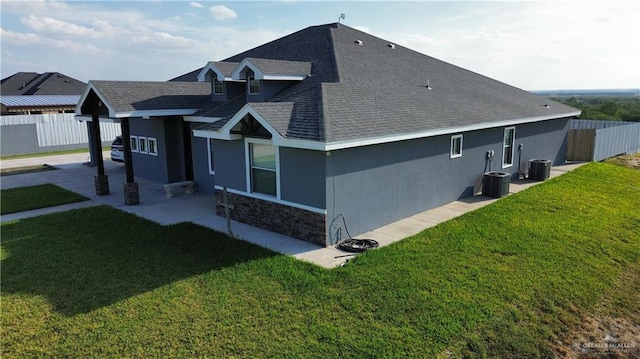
[1, 95, 81, 107]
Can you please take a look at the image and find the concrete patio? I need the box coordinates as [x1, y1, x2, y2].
[1, 153, 585, 268]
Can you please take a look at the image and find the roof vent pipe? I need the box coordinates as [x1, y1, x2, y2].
[426, 79, 432, 90]
[355, 39, 363, 46]
[388, 43, 396, 49]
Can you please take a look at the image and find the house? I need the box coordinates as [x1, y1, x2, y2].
[1, 72, 118, 156]
[76, 23, 580, 246]
[1, 72, 86, 115]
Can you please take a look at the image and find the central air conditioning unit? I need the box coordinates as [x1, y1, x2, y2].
[482, 171, 511, 198]
[528, 159, 551, 181]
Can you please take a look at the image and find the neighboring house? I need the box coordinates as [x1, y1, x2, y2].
[76, 23, 581, 246]
[1, 72, 118, 156]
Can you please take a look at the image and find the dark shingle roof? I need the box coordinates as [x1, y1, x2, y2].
[244, 58, 312, 76]
[111, 23, 580, 145]
[89, 81, 210, 113]
[193, 23, 578, 143]
[212, 62, 239, 77]
[1, 72, 86, 95]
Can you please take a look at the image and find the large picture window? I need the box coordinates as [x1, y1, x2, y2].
[502, 127, 515, 168]
[249, 141, 277, 196]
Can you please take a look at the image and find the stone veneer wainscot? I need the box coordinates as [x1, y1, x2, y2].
[215, 190, 327, 246]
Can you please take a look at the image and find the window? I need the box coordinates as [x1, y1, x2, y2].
[148, 137, 158, 156]
[130, 136, 138, 153]
[207, 139, 215, 175]
[248, 75, 260, 94]
[249, 141, 277, 196]
[450, 134, 463, 159]
[502, 127, 515, 168]
[139, 137, 148, 154]
[213, 78, 224, 95]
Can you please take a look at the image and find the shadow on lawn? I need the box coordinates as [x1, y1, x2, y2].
[1, 206, 278, 316]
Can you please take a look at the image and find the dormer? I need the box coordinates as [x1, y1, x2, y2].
[196, 61, 242, 102]
[230, 58, 312, 102]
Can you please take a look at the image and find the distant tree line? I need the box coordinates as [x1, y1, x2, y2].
[552, 96, 640, 122]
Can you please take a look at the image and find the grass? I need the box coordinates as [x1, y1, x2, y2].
[1, 162, 639, 358]
[0, 184, 88, 215]
[0, 147, 109, 160]
[0, 164, 57, 177]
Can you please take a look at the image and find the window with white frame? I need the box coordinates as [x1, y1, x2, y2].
[207, 139, 215, 175]
[248, 75, 260, 95]
[450, 134, 463, 159]
[502, 127, 515, 168]
[139, 137, 148, 154]
[248, 140, 277, 196]
[213, 78, 224, 95]
[148, 137, 157, 156]
[130, 136, 138, 153]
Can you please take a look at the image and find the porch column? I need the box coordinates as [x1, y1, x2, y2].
[91, 112, 109, 195]
[120, 118, 139, 205]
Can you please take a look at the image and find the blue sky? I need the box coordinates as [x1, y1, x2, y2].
[1, 1, 638, 90]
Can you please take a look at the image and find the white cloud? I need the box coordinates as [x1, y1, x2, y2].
[20, 15, 102, 38]
[0, 28, 40, 45]
[190, 2, 204, 9]
[209, 5, 237, 20]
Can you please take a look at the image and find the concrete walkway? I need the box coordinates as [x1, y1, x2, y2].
[0, 153, 585, 268]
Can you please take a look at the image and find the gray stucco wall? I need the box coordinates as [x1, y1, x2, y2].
[212, 139, 246, 191]
[191, 133, 215, 194]
[279, 147, 326, 209]
[325, 118, 570, 245]
[128, 117, 186, 184]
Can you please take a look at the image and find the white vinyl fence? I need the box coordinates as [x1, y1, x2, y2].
[1, 113, 120, 147]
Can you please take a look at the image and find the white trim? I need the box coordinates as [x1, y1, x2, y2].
[246, 138, 280, 199]
[113, 109, 199, 118]
[214, 185, 326, 214]
[75, 115, 120, 124]
[230, 58, 309, 81]
[218, 104, 284, 141]
[139, 136, 148, 154]
[262, 75, 306, 81]
[75, 81, 117, 117]
[148, 137, 158, 156]
[192, 110, 580, 152]
[193, 128, 242, 140]
[231, 59, 263, 81]
[183, 116, 223, 123]
[130, 135, 139, 153]
[196, 63, 233, 82]
[450, 134, 463, 159]
[502, 127, 516, 168]
[207, 138, 215, 175]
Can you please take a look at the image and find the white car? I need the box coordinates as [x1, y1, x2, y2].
[110, 136, 124, 162]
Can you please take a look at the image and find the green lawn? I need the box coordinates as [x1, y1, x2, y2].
[1, 163, 639, 358]
[0, 147, 108, 160]
[1, 184, 88, 215]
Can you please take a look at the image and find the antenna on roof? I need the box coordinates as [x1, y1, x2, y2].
[338, 13, 345, 23]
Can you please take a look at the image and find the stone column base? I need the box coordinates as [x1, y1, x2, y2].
[94, 175, 110, 196]
[123, 182, 140, 205]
